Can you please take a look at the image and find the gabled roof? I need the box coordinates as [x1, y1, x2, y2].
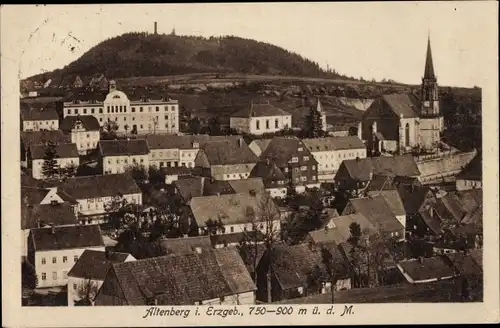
[249, 161, 287, 185]
[308, 212, 375, 246]
[367, 190, 406, 217]
[21, 130, 71, 149]
[249, 139, 272, 156]
[259, 137, 317, 167]
[145, 134, 211, 150]
[197, 138, 258, 166]
[21, 202, 78, 230]
[231, 103, 291, 118]
[424, 36, 436, 79]
[59, 173, 141, 199]
[397, 256, 456, 283]
[20, 103, 59, 121]
[106, 248, 256, 305]
[302, 136, 365, 152]
[444, 252, 482, 276]
[68, 250, 132, 280]
[98, 139, 149, 156]
[173, 177, 235, 203]
[30, 224, 104, 251]
[381, 93, 420, 118]
[340, 155, 421, 182]
[190, 192, 279, 227]
[227, 178, 265, 194]
[30, 143, 79, 160]
[159, 236, 212, 255]
[348, 195, 404, 234]
[397, 185, 434, 215]
[457, 153, 482, 181]
[417, 208, 442, 235]
[60, 115, 100, 132]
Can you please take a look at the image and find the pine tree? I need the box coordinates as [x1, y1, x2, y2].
[41, 141, 59, 179]
[305, 104, 324, 138]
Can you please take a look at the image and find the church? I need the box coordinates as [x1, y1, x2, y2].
[359, 36, 444, 155]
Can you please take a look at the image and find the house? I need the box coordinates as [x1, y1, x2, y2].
[455, 153, 482, 191]
[27, 225, 105, 288]
[255, 243, 332, 303]
[158, 236, 213, 254]
[146, 134, 210, 168]
[342, 195, 405, 241]
[174, 176, 235, 203]
[67, 249, 135, 306]
[249, 160, 288, 198]
[396, 184, 437, 237]
[63, 80, 180, 135]
[57, 173, 142, 224]
[60, 115, 101, 155]
[189, 192, 281, 236]
[365, 190, 406, 231]
[444, 250, 483, 277]
[230, 102, 292, 135]
[248, 139, 272, 157]
[21, 130, 71, 167]
[194, 137, 258, 181]
[360, 37, 444, 154]
[94, 248, 257, 305]
[20, 103, 59, 132]
[416, 150, 477, 184]
[334, 155, 420, 196]
[210, 230, 265, 249]
[21, 186, 79, 257]
[258, 137, 319, 193]
[161, 166, 195, 184]
[73, 75, 84, 88]
[28, 143, 79, 179]
[302, 136, 367, 182]
[98, 139, 150, 174]
[396, 256, 457, 284]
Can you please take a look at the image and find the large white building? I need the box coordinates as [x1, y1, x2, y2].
[98, 139, 150, 175]
[60, 115, 101, 155]
[230, 102, 292, 135]
[62, 80, 180, 135]
[27, 225, 105, 289]
[302, 136, 367, 182]
[29, 143, 79, 180]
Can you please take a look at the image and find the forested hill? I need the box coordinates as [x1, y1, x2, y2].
[30, 32, 348, 81]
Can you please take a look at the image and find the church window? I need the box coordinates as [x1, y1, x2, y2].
[405, 123, 410, 146]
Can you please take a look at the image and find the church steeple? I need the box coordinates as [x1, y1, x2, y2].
[424, 35, 436, 80]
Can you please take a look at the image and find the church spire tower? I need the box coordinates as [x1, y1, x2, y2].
[420, 34, 440, 118]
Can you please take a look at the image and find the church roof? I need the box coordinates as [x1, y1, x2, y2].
[424, 36, 436, 79]
[381, 93, 420, 118]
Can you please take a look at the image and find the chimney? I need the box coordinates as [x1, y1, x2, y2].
[183, 234, 188, 238]
[154, 22, 158, 35]
[265, 158, 270, 166]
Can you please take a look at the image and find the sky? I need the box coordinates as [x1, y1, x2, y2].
[2, 2, 498, 87]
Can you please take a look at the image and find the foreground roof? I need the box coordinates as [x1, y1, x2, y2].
[98, 139, 150, 156]
[30, 143, 79, 160]
[68, 250, 132, 280]
[59, 173, 141, 199]
[30, 224, 104, 251]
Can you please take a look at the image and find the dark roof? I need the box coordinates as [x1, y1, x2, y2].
[59, 173, 141, 199]
[444, 252, 482, 276]
[160, 166, 195, 176]
[30, 143, 79, 160]
[341, 155, 420, 182]
[107, 248, 256, 305]
[30, 224, 104, 251]
[260, 137, 317, 167]
[20, 103, 59, 121]
[21, 203, 78, 230]
[302, 136, 365, 152]
[381, 93, 419, 118]
[397, 184, 434, 215]
[174, 177, 235, 202]
[397, 256, 456, 282]
[68, 250, 132, 280]
[21, 130, 70, 149]
[269, 243, 328, 290]
[159, 236, 212, 254]
[21, 186, 51, 205]
[98, 139, 149, 156]
[227, 178, 265, 194]
[457, 153, 482, 181]
[308, 212, 375, 246]
[145, 134, 211, 150]
[417, 208, 442, 235]
[435, 189, 482, 224]
[231, 103, 291, 118]
[249, 161, 286, 186]
[424, 37, 436, 79]
[210, 230, 265, 247]
[60, 115, 100, 132]
[348, 195, 404, 234]
[198, 138, 258, 166]
[369, 190, 406, 217]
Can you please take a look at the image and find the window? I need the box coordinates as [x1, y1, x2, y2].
[298, 147, 303, 152]
[63, 256, 67, 263]
[256, 120, 260, 130]
[284, 167, 289, 172]
[312, 165, 316, 170]
[41, 257, 46, 265]
[266, 120, 270, 129]
[91, 108, 95, 114]
[75, 109, 79, 114]
[300, 166, 307, 171]
[165, 115, 169, 120]
[63, 271, 68, 279]
[140, 159, 144, 163]
[312, 176, 317, 180]
[230, 227, 234, 233]
[275, 119, 279, 128]
[73, 284, 77, 290]
[99, 108, 103, 114]
[164, 106, 168, 110]
[132, 107, 136, 112]
[124, 106, 127, 112]
[107, 160, 111, 164]
[156, 106, 159, 112]
[52, 272, 57, 280]
[67, 109, 72, 115]
[41, 273, 46, 281]
[116, 159, 119, 164]
[303, 156, 309, 161]
[52, 257, 57, 264]
[290, 157, 298, 163]
[140, 107, 143, 112]
[74, 255, 78, 262]
[300, 176, 307, 182]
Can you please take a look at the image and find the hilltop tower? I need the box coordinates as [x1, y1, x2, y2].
[420, 35, 440, 118]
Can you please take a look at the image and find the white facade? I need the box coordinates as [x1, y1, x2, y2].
[67, 254, 135, 306]
[63, 88, 179, 135]
[210, 164, 256, 181]
[310, 148, 367, 182]
[149, 148, 180, 168]
[102, 154, 149, 175]
[34, 247, 105, 288]
[266, 187, 288, 199]
[23, 119, 59, 132]
[230, 115, 292, 135]
[75, 193, 142, 217]
[32, 157, 80, 180]
[199, 291, 255, 305]
[70, 127, 100, 155]
[199, 219, 281, 236]
[456, 179, 482, 191]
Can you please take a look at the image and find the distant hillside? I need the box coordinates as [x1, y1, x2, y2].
[29, 32, 350, 82]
